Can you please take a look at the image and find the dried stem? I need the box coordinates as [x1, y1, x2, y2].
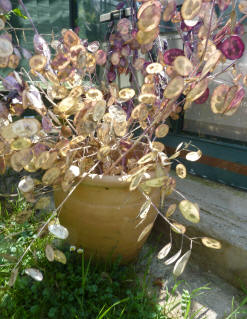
[13, 161, 100, 270]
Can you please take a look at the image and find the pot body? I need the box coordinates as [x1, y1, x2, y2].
[54, 174, 160, 263]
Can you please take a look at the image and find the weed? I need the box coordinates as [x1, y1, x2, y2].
[0, 197, 164, 319]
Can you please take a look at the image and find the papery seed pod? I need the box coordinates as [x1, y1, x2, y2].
[25, 268, 43, 281]
[63, 29, 80, 48]
[9, 268, 18, 287]
[95, 49, 107, 65]
[87, 41, 100, 53]
[33, 34, 50, 61]
[223, 86, 245, 116]
[21, 47, 32, 59]
[155, 124, 169, 138]
[0, 56, 8, 68]
[200, 50, 222, 79]
[138, 2, 161, 32]
[29, 54, 47, 71]
[35, 196, 51, 210]
[12, 119, 41, 137]
[173, 56, 193, 77]
[164, 76, 184, 99]
[163, 48, 184, 66]
[133, 57, 145, 70]
[186, 150, 202, 161]
[117, 18, 131, 35]
[136, 27, 159, 45]
[107, 70, 116, 82]
[163, 0, 176, 22]
[0, 37, 13, 58]
[171, 222, 186, 234]
[70, 44, 86, 63]
[211, 84, 230, 114]
[219, 35, 245, 60]
[42, 116, 53, 132]
[32, 143, 48, 158]
[18, 176, 34, 193]
[42, 167, 60, 185]
[48, 224, 69, 239]
[173, 250, 191, 277]
[111, 51, 121, 66]
[119, 88, 135, 101]
[0, 18, 5, 31]
[45, 244, 55, 262]
[194, 88, 209, 104]
[86, 52, 96, 69]
[11, 137, 32, 151]
[146, 62, 163, 74]
[0, 0, 12, 12]
[7, 54, 20, 69]
[201, 237, 221, 249]
[121, 45, 131, 57]
[181, 0, 202, 20]
[52, 53, 70, 71]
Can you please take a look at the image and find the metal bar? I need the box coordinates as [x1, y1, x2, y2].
[100, 7, 131, 23]
[69, 0, 78, 30]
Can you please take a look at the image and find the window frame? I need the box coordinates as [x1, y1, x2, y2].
[164, 114, 247, 190]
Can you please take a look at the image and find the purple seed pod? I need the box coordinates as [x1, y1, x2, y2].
[21, 47, 32, 60]
[111, 51, 121, 66]
[117, 18, 131, 35]
[0, 0, 12, 13]
[234, 24, 244, 36]
[181, 21, 192, 32]
[219, 35, 245, 60]
[95, 50, 107, 65]
[13, 47, 22, 59]
[42, 116, 53, 132]
[0, 32, 12, 42]
[113, 38, 123, 50]
[33, 34, 51, 61]
[32, 143, 48, 157]
[227, 87, 245, 111]
[107, 70, 116, 82]
[121, 45, 131, 57]
[119, 57, 126, 68]
[163, 48, 184, 65]
[192, 21, 203, 34]
[2, 75, 21, 92]
[82, 39, 88, 47]
[143, 61, 151, 70]
[194, 88, 209, 104]
[131, 29, 138, 38]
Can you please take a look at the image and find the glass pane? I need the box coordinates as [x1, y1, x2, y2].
[77, 0, 119, 42]
[183, 33, 247, 143]
[10, 0, 70, 48]
[2, 0, 70, 77]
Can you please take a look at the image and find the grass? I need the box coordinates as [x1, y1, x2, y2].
[0, 195, 164, 319]
[1, 195, 247, 319]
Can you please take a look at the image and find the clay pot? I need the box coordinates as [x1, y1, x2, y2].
[54, 173, 160, 263]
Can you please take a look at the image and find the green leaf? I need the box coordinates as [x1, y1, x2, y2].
[3, 13, 11, 20]
[12, 8, 28, 20]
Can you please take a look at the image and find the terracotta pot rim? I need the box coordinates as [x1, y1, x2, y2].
[80, 172, 154, 188]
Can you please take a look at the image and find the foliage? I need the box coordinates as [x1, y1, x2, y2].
[0, 0, 246, 280]
[0, 199, 160, 319]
